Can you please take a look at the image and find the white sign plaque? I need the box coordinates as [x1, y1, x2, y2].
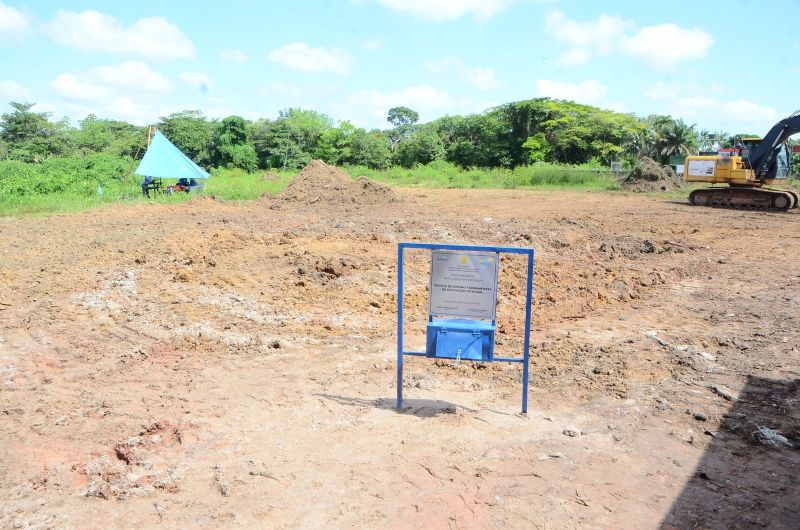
[687, 159, 716, 177]
[429, 250, 498, 319]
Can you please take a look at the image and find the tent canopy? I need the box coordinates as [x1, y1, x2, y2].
[134, 131, 210, 180]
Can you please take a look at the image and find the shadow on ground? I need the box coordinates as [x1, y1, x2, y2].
[316, 393, 475, 418]
[662, 375, 800, 529]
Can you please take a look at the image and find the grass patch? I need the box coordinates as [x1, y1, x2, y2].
[204, 167, 294, 200]
[0, 167, 295, 218]
[343, 160, 621, 191]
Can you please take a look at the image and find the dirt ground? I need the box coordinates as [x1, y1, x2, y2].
[1, 179, 799, 529]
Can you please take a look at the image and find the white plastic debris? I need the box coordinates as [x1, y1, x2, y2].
[753, 426, 793, 449]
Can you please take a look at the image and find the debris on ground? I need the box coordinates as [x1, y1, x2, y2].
[710, 384, 736, 401]
[752, 426, 793, 449]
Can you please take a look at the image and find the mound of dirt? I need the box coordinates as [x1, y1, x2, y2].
[622, 157, 684, 192]
[279, 160, 397, 206]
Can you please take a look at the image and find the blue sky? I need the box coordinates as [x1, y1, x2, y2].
[1, 0, 798, 134]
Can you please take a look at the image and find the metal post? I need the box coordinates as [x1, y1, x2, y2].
[396, 244, 404, 410]
[521, 250, 534, 414]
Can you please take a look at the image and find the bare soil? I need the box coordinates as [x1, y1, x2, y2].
[1, 185, 798, 529]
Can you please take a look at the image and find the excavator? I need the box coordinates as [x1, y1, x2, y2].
[684, 112, 799, 211]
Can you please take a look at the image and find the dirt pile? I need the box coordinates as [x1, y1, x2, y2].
[279, 160, 397, 205]
[622, 156, 684, 192]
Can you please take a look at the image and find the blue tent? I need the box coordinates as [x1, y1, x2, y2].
[134, 131, 210, 180]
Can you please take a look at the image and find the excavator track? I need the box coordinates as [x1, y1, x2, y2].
[689, 187, 798, 212]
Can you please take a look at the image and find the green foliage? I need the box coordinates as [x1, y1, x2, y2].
[0, 154, 132, 197]
[347, 129, 392, 169]
[0, 102, 74, 162]
[252, 108, 334, 169]
[432, 113, 513, 168]
[387, 107, 419, 127]
[204, 167, 293, 200]
[73, 115, 145, 158]
[157, 110, 216, 166]
[522, 132, 550, 162]
[214, 115, 258, 171]
[0, 163, 296, 217]
[651, 116, 698, 163]
[345, 160, 619, 190]
[395, 127, 445, 167]
[387, 106, 419, 152]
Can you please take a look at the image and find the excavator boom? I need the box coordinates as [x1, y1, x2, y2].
[747, 112, 800, 180]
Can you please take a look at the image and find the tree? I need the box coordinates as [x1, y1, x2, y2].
[73, 114, 145, 158]
[387, 106, 419, 127]
[313, 121, 357, 165]
[656, 118, 698, 162]
[348, 129, 392, 169]
[214, 115, 257, 171]
[158, 110, 216, 166]
[251, 109, 333, 169]
[624, 128, 655, 159]
[387, 106, 419, 152]
[396, 127, 445, 167]
[0, 102, 74, 162]
[522, 133, 551, 162]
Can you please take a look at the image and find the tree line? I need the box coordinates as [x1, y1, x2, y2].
[0, 99, 796, 174]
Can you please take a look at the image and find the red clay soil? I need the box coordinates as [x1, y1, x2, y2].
[0, 186, 798, 528]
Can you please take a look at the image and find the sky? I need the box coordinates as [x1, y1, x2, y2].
[0, 0, 798, 134]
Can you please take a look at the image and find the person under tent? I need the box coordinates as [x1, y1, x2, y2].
[141, 175, 153, 197]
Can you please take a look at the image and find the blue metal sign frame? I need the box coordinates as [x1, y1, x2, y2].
[397, 242, 535, 413]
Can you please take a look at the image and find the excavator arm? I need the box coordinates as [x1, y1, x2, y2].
[747, 111, 800, 179]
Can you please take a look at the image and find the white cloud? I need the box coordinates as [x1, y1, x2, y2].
[643, 81, 681, 100]
[642, 82, 782, 132]
[644, 81, 724, 101]
[556, 49, 591, 66]
[546, 10, 711, 68]
[426, 56, 504, 90]
[672, 97, 780, 133]
[220, 49, 247, 63]
[536, 79, 608, 103]
[546, 10, 628, 65]
[0, 80, 32, 100]
[268, 43, 353, 74]
[49, 62, 172, 123]
[460, 66, 504, 91]
[0, 2, 30, 39]
[425, 57, 460, 74]
[620, 24, 712, 67]
[43, 10, 195, 61]
[357, 85, 452, 112]
[373, 0, 518, 22]
[363, 39, 383, 51]
[333, 84, 451, 127]
[181, 71, 213, 92]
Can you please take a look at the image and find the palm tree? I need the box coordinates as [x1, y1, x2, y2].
[624, 128, 656, 158]
[697, 129, 713, 152]
[656, 119, 698, 162]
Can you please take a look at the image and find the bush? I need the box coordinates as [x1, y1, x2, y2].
[0, 154, 133, 197]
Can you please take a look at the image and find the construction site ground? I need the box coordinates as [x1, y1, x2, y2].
[1, 178, 799, 528]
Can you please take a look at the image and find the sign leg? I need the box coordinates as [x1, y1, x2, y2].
[521, 250, 534, 414]
[397, 245, 404, 411]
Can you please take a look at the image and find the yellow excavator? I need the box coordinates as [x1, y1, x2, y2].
[684, 112, 799, 211]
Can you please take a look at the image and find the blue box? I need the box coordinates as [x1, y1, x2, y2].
[426, 318, 495, 361]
